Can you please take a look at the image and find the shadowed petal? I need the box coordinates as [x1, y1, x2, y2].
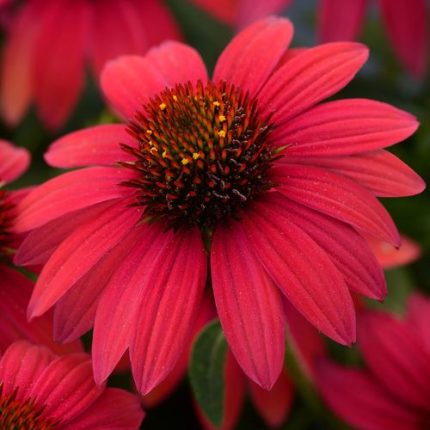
[0, 140, 30, 183]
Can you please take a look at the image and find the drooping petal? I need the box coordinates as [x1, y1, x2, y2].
[281, 150, 425, 197]
[30, 354, 104, 422]
[241, 202, 356, 345]
[92, 223, 166, 384]
[214, 17, 293, 97]
[130, 227, 207, 394]
[273, 164, 400, 245]
[145, 41, 208, 85]
[28, 202, 141, 318]
[236, 0, 291, 29]
[379, 0, 428, 77]
[318, 0, 367, 42]
[211, 222, 286, 389]
[407, 293, 430, 353]
[259, 42, 368, 125]
[248, 371, 294, 428]
[265, 193, 386, 300]
[63, 388, 145, 429]
[45, 124, 135, 168]
[0, 140, 30, 183]
[32, 0, 89, 130]
[272, 99, 418, 156]
[101, 55, 168, 120]
[317, 360, 423, 430]
[190, 0, 236, 25]
[0, 341, 54, 399]
[12, 167, 133, 232]
[358, 310, 430, 411]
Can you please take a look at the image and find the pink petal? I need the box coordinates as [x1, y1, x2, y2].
[236, 0, 291, 29]
[407, 293, 430, 353]
[45, 124, 135, 168]
[379, 0, 428, 77]
[358, 310, 430, 411]
[214, 17, 293, 97]
[0, 266, 82, 355]
[272, 99, 418, 156]
[32, 0, 89, 130]
[13, 166, 133, 232]
[259, 42, 368, 125]
[318, 0, 366, 42]
[241, 202, 356, 345]
[0, 0, 42, 126]
[0, 139, 30, 183]
[0, 340, 54, 399]
[369, 235, 421, 269]
[281, 150, 425, 197]
[88, 0, 150, 76]
[63, 387, 144, 429]
[30, 354, 103, 422]
[14, 202, 112, 266]
[211, 222, 286, 389]
[266, 194, 386, 300]
[317, 359, 423, 430]
[28, 202, 141, 318]
[92, 223, 165, 384]
[273, 164, 400, 245]
[145, 41, 208, 85]
[101, 55, 168, 120]
[130, 227, 207, 394]
[249, 371, 294, 428]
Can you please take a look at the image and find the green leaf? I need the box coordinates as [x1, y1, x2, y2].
[188, 319, 227, 428]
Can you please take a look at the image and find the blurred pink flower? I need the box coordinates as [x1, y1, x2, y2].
[12, 17, 423, 395]
[0, 340, 144, 429]
[319, 0, 428, 77]
[317, 294, 430, 429]
[0, 0, 181, 131]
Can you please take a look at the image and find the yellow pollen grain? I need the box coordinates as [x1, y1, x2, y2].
[159, 102, 167, 111]
[173, 95, 178, 101]
[192, 152, 200, 160]
[213, 101, 220, 107]
[148, 140, 153, 146]
[162, 150, 168, 158]
[150, 147, 158, 154]
[181, 158, 190, 165]
[146, 129, 153, 135]
[219, 115, 226, 122]
[218, 130, 226, 138]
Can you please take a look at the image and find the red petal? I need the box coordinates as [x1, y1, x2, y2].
[358, 310, 430, 411]
[249, 371, 294, 428]
[28, 202, 141, 318]
[241, 203, 356, 345]
[281, 150, 425, 197]
[259, 42, 368, 125]
[0, 139, 30, 183]
[272, 99, 418, 156]
[266, 193, 386, 300]
[236, 0, 291, 29]
[214, 17, 293, 97]
[318, 0, 366, 42]
[130, 228, 207, 394]
[407, 293, 430, 353]
[13, 167, 133, 232]
[190, 0, 236, 25]
[45, 124, 135, 168]
[379, 0, 428, 77]
[32, 0, 89, 130]
[317, 359, 423, 430]
[273, 164, 400, 245]
[211, 222, 286, 389]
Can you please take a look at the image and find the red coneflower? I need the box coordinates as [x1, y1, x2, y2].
[317, 293, 430, 430]
[319, 0, 428, 78]
[0, 340, 144, 429]
[0, 0, 181, 131]
[13, 17, 424, 394]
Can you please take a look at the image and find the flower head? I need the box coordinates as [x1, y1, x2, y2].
[13, 17, 424, 394]
[0, 340, 144, 429]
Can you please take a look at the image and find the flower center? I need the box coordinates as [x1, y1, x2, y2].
[122, 80, 277, 229]
[0, 386, 56, 430]
[0, 188, 14, 260]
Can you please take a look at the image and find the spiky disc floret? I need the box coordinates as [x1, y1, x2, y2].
[0, 188, 14, 260]
[122, 80, 277, 229]
[0, 386, 56, 430]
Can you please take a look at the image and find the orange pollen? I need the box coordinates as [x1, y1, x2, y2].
[121, 80, 278, 229]
[0, 386, 56, 430]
